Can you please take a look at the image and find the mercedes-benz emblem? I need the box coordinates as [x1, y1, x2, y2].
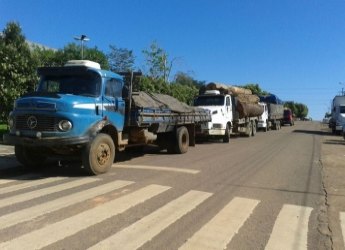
[27, 116, 38, 129]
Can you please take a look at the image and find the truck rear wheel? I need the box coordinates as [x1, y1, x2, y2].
[174, 126, 189, 154]
[245, 122, 252, 137]
[251, 121, 257, 136]
[82, 133, 115, 175]
[15, 145, 46, 169]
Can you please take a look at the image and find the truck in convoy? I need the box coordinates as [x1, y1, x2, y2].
[193, 82, 263, 142]
[329, 95, 345, 134]
[3, 60, 211, 175]
[282, 108, 294, 126]
[258, 94, 285, 131]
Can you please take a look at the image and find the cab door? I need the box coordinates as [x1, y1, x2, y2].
[224, 95, 232, 122]
[103, 78, 126, 131]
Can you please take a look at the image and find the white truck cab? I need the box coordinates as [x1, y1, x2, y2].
[193, 90, 232, 142]
[330, 96, 345, 134]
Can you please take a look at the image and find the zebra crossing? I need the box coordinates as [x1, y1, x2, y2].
[0, 176, 344, 250]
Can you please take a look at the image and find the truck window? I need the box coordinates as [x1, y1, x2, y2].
[194, 96, 225, 106]
[38, 72, 101, 97]
[340, 106, 345, 114]
[105, 78, 122, 98]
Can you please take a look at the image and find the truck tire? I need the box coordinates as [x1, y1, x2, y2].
[174, 126, 189, 154]
[264, 120, 268, 132]
[245, 122, 252, 137]
[82, 133, 115, 175]
[251, 121, 257, 136]
[15, 145, 46, 169]
[223, 124, 231, 143]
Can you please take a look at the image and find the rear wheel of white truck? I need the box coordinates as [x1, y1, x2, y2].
[245, 122, 252, 137]
[175, 126, 189, 154]
[82, 133, 115, 175]
[15, 145, 46, 169]
[251, 121, 257, 136]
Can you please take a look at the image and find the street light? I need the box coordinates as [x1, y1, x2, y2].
[74, 35, 90, 59]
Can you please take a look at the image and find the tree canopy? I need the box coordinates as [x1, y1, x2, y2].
[284, 101, 309, 119]
[108, 45, 135, 72]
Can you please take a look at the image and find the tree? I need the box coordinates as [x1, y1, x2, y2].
[107, 45, 135, 72]
[170, 83, 199, 105]
[0, 22, 37, 122]
[142, 41, 171, 81]
[284, 101, 308, 119]
[174, 71, 205, 89]
[53, 43, 109, 69]
[31, 45, 58, 67]
[139, 76, 170, 94]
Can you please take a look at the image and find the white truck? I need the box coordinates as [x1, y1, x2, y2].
[258, 103, 284, 131]
[258, 94, 285, 131]
[329, 95, 345, 134]
[193, 89, 263, 142]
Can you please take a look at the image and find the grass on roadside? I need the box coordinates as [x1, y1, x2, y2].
[0, 123, 9, 141]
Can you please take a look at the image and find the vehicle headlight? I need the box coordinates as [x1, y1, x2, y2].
[58, 120, 72, 131]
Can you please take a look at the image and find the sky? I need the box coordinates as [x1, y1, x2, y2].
[1, 0, 345, 120]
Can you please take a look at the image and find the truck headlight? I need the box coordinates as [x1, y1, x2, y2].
[58, 120, 72, 131]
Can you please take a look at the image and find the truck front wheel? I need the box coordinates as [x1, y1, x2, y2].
[175, 126, 189, 154]
[223, 124, 231, 143]
[82, 133, 115, 175]
[15, 145, 46, 169]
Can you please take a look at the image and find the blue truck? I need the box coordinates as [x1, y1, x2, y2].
[3, 60, 211, 175]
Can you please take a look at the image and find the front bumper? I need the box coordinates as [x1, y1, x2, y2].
[196, 128, 225, 137]
[3, 133, 90, 147]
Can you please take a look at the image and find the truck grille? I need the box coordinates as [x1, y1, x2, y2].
[15, 115, 57, 131]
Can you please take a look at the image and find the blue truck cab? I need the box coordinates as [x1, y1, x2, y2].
[4, 60, 128, 174]
[4, 60, 211, 175]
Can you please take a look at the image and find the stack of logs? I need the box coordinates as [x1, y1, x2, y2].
[206, 82, 263, 118]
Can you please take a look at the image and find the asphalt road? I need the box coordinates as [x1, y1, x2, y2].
[0, 121, 343, 249]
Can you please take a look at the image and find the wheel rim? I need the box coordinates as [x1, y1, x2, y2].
[96, 143, 111, 166]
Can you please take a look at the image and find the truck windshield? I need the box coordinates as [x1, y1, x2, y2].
[194, 96, 225, 106]
[37, 73, 101, 97]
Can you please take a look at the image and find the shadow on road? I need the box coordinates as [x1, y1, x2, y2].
[292, 129, 333, 136]
[323, 139, 345, 146]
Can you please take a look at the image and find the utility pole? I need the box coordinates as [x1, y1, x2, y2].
[74, 35, 90, 59]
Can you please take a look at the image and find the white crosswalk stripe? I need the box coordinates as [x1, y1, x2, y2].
[88, 190, 212, 250]
[265, 204, 313, 250]
[0, 178, 98, 208]
[0, 176, 66, 194]
[179, 197, 260, 250]
[0, 184, 170, 250]
[0, 180, 133, 230]
[340, 212, 345, 247]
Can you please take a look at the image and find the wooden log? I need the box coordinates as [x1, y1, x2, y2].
[236, 101, 264, 118]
